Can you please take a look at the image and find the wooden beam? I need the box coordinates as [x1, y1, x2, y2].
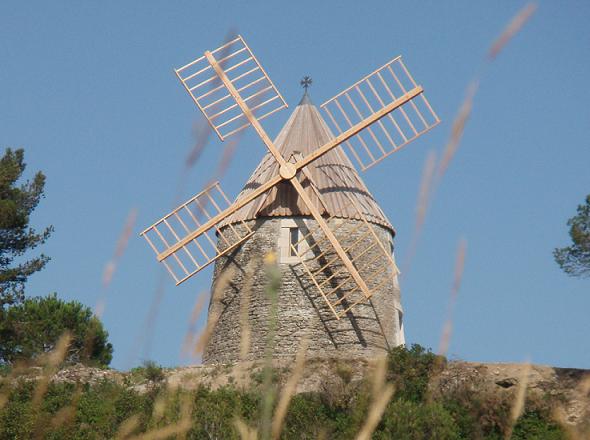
[289, 177, 373, 300]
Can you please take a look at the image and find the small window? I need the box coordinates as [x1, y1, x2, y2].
[279, 219, 305, 263]
[289, 227, 299, 256]
[397, 310, 405, 346]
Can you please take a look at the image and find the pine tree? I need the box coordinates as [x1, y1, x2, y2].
[554, 195, 590, 278]
[0, 148, 53, 307]
[0, 293, 113, 366]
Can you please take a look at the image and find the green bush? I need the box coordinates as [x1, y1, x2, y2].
[0, 293, 113, 367]
[511, 410, 565, 440]
[188, 386, 259, 439]
[386, 343, 445, 402]
[129, 360, 165, 384]
[375, 399, 460, 439]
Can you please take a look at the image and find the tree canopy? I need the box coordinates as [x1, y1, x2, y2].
[0, 293, 113, 367]
[553, 194, 590, 278]
[0, 148, 53, 307]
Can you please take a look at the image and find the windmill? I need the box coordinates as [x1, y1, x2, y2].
[140, 35, 439, 362]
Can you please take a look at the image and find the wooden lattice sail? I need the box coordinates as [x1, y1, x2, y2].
[321, 56, 440, 171]
[140, 182, 256, 285]
[174, 36, 288, 140]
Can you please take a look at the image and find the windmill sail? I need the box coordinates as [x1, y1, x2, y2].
[175, 35, 287, 140]
[140, 181, 258, 285]
[321, 56, 440, 171]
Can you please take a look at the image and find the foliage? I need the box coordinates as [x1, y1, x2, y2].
[375, 399, 460, 439]
[386, 343, 445, 402]
[0, 345, 570, 439]
[554, 194, 590, 278]
[188, 386, 259, 439]
[441, 380, 511, 438]
[0, 293, 113, 367]
[129, 360, 165, 384]
[511, 410, 565, 440]
[0, 148, 53, 307]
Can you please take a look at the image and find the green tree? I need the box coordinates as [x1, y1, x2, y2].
[554, 194, 590, 278]
[0, 293, 113, 367]
[0, 148, 53, 307]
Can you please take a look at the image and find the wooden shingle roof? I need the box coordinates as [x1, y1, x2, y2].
[223, 92, 394, 233]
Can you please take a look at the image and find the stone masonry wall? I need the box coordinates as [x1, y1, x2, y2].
[203, 217, 403, 364]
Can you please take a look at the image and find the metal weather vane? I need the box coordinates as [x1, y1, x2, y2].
[300, 76, 312, 90]
[140, 35, 439, 319]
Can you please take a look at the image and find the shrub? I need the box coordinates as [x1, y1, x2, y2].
[386, 344, 445, 402]
[375, 399, 460, 439]
[188, 386, 258, 439]
[0, 293, 113, 367]
[511, 410, 566, 440]
[130, 360, 165, 383]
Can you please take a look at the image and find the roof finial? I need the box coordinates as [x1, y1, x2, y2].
[300, 76, 312, 90]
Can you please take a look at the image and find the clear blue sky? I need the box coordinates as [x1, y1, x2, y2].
[1, 1, 589, 370]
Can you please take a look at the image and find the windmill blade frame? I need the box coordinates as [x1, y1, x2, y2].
[140, 181, 265, 285]
[320, 56, 440, 171]
[174, 35, 288, 140]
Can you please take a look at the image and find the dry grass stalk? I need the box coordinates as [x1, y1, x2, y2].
[437, 80, 478, 181]
[115, 414, 141, 439]
[271, 339, 309, 440]
[49, 385, 82, 430]
[194, 265, 236, 354]
[551, 405, 583, 440]
[355, 355, 394, 440]
[180, 291, 207, 359]
[403, 150, 437, 273]
[0, 360, 32, 410]
[150, 382, 185, 427]
[240, 258, 260, 361]
[550, 375, 590, 440]
[438, 238, 467, 356]
[32, 331, 72, 408]
[317, 429, 328, 440]
[31, 331, 73, 439]
[186, 120, 212, 169]
[371, 355, 388, 399]
[504, 361, 531, 439]
[416, 150, 437, 234]
[128, 395, 191, 440]
[126, 419, 192, 440]
[579, 373, 590, 395]
[355, 383, 395, 440]
[234, 417, 258, 440]
[102, 208, 138, 291]
[132, 271, 167, 366]
[488, 3, 537, 60]
[180, 30, 237, 174]
[260, 251, 281, 439]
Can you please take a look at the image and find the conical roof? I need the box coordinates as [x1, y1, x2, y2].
[223, 91, 394, 233]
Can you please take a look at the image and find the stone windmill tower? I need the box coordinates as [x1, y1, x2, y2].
[204, 88, 404, 363]
[140, 36, 439, 364]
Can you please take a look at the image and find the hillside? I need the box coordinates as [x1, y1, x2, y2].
[2, 347, 588, 439]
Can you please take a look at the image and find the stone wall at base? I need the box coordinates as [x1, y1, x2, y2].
[203, 217, 404, 364]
